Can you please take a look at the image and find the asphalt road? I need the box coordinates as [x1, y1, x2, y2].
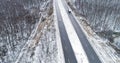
[61, 0, 102, 63]
[55, 0, 77, 63]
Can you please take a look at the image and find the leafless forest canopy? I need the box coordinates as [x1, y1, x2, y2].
[0, 0, 52, 62]
[74, 0, 120, 52]
[75, 0, 120, 32]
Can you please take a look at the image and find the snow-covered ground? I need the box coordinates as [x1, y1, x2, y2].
[32, 16, 57, 63]
[70, 4, 120, 63]
[15, 15, 58, 63]
[0, 0, 56, 63]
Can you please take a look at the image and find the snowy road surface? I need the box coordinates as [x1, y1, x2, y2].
[55, 0, 102, 63]
[61, 0, 102, 63]
[55, 0, 77, 63]
[55, 0, 88, 63]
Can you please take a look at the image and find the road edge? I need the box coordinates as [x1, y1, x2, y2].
[53, 0, 65, 63]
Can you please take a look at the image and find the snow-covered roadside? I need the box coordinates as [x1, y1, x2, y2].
[15, 14, 58, 63]
[53, 0, 65, 63]
[32, 15, 57, 63]
[70, 4, 120, 63]
[15, 16, 43, 63]
[57, 0, 89, 63]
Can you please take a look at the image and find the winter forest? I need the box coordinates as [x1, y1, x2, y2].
[0, 0, 120, 63]
[74, 0, 120, 52]
[0, 0, 53, 63]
